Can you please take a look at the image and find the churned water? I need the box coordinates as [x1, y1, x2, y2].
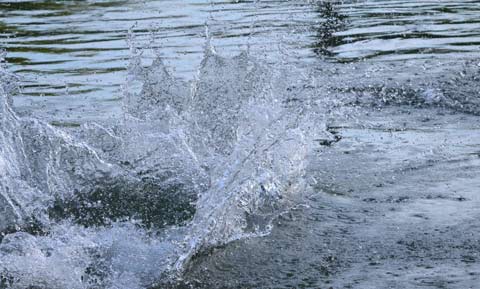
[1, 1, 480, 288]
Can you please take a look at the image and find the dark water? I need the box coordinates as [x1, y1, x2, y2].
[1, 1, 480, 288]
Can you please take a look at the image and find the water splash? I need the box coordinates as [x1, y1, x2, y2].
[1, 40, 479, 287]
[0, 47, 327, 288]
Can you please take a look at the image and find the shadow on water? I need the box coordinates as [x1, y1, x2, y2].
[312, 1, 347, 58]
[0, 179, 196, 245]
[48, 179, 197, 230]
[311, 0, 480, 62]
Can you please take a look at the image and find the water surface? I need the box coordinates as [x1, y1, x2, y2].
[1, 0, 479, 114]
[1, 1, 480, 289]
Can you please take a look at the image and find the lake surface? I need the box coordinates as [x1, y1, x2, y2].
[1, 1, 480, 289]
[2, 0, 479, 117]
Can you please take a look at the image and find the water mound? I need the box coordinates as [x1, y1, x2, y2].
[0, 49, 325, 288]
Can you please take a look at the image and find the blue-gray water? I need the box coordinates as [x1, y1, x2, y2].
[2, 0, 479, 118]
[1, 1, 480, 288]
